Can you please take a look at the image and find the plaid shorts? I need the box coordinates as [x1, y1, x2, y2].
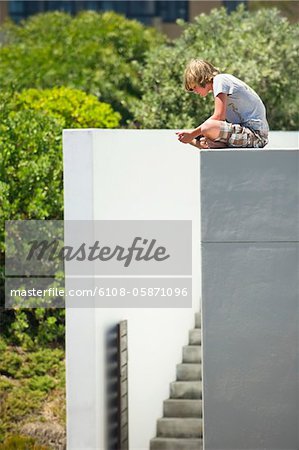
[204, 122, 268, 149]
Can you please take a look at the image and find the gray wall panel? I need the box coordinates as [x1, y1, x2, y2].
[201, 150, 299, 450]
[201, 151, 299, 242]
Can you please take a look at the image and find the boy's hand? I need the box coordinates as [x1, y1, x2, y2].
[176, 130, 194, 144]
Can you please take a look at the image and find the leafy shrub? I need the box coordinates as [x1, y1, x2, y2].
[2, 386, 47, 422]
[0, 342, 65, 443]
[0, 351, 22, 377]
[0, 86, 119, 347]
[133, 6, 299, 130]
[15, 86, 121, 129]
[0, 106, 63, 341]
[0, 108, 63, 225]
[0, 11, 165, 122]
[0, 435, 49, 449]
[0, 378, 14, 394]
[0, 87, 68, 434]
[25, 376, 56, 393]
[3, 309, 65, 349]
[17, 348, 65, 379]
[0, 87, 119, 238]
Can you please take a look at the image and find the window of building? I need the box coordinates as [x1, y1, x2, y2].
[8, 1, 26, 22]
[46, 2, 75, 13]
[9, 0, 189, 24]
[158, 1, 188, 22]
[223, 1, 247, 13]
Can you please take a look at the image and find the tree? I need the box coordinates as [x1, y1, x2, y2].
[0, 11, 165, 123]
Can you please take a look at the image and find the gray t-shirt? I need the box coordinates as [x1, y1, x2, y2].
[213, 73, 269, 133]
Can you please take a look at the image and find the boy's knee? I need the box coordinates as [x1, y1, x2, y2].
[200, 122, 209, 135]
[201, 119, 216, 135]
[201, 119, 224, 141]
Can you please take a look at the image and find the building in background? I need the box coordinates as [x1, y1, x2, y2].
[0, 1, 247, 38]
[0, 1, 298, 38]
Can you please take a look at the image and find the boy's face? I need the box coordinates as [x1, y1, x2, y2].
[192, 83, 212, 97]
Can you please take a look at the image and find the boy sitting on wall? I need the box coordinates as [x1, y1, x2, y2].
[176, 59, 269, 149]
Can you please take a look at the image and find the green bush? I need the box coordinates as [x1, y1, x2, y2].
[3, 309, 66, 349]
[0, 341, 65, 442]
[16, 348, 65, 379]
[15, 86, 121, 129]
[0, 435, 49, 449]
[133, 6, 299, 130]
[1, 386, 47, 422]
[0, 86, 119, 347]
[0, 107, 63, 226]
[0, 11, 165, 122]
[0, 377, 14, 394]
[0, 86, 119, 248]
[0, 351, 22, 377]
[0, 105, 63, 344]
[25, 376, 56, 393]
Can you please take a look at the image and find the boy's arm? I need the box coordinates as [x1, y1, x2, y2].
[209, 93, 227, 121]
[177, 93, 227, 143]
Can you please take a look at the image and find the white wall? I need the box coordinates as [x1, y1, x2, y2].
[63, 130, 201, 450]
[266, 131, 298, 149]
[200, 149, 299, 450]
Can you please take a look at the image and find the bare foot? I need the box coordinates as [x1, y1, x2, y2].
[189, 137, 209, 149]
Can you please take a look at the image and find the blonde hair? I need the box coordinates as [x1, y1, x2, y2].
[184, 59, 220, 91]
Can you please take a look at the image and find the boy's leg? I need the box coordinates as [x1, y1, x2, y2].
[218, 123, 268, 148]
[199, 119, 229, 148]
[191, 120, 228, 148]
[200, 119, 226, 141]
[201, 121, 268, 148]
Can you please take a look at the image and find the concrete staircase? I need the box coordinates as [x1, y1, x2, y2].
[150, 312, 203, 450]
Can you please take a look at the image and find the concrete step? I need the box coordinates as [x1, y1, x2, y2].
[163, 399, 202, 418]
[150, 437, 203, 450]
[183, 346, 201, 363]
[195, 312, 201, 329]
[170, 381, 202, 399]
[176, 363, 201, 381]
[157, 418, 203, 438]
[189, 328, 201, 345]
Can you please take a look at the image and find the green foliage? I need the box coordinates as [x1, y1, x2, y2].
[0, 104, 63, 344]
[0, 377, 14, 394]
[0, 340, 65, 443]
[0, 351, 22, 377]
[0, 308, 65, 349]
[2, 386, 47, 421]
[0, 98, 63, 227]
[15, 86, 121, 129]
[0, 435, 49, 449]
[133, 6, 299, 130]
[0, 86, 119, 225]
[0, 11, 165, 122]
[25, 376, 56, 393]
[0, 341, 65, 381]
[249, 1, 299, 23]
[0, 86, 116, 349]
[0, 87, 119, 242]
[29, 310, 65, 348]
